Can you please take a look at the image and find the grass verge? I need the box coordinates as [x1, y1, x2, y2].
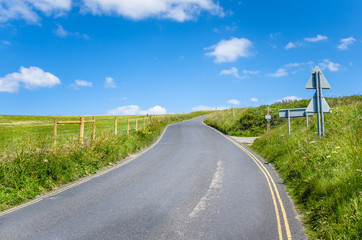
[0, 112, 208, 212]
[204, 96, 361, 239]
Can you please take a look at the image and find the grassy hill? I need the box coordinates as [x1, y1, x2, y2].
[204, 96, 361, 239]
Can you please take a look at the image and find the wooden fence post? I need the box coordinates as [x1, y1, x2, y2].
[115, 116, 118, 135]
[92, 116, 96, 141]
[53, 118, 57, 147]
[136, 119, 138, 131]
[127, 118, 129, 135]
[79, 117, 84, 144]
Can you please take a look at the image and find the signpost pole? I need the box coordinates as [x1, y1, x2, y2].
[318, 71, 325, 136]
[306, 112, 309, 127]
[267, 107, 270, 133]
[288, 109, 291, 135]
[316, 72, 322, 137]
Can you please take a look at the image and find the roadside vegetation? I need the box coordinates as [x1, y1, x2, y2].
[205, 95, 361, 239]
[0, 112, 209, 211]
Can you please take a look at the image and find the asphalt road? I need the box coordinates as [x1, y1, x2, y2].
[0, 116, 305, 240]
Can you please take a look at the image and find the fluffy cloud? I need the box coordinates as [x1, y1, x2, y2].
[286, 35, 327, 49]
[219, 67, 240, 78]
[0, 66, 60, 93]
[219, 67, 259, 79]
[285, 41, 303, 49]
[0, 0, 222, 23]
[54, 24, 89, 39]
[227, 99, 240, 105]
[304, 35, 328, 42]
[81, 0, 223, 22]
[192, 105, 229, 111]
[319, 59, 341, 72]
[107, 105, 167, 115]
[250, 98, 258, 102]
[205, 37, 253, 63]
[266, 68, 288, 77]
[277, 96, 301, 103]
[104, 77, 116, 88]
[71, 79, 93, 89]
[337, 37, 356, 50]
[0, 0, 71, 23]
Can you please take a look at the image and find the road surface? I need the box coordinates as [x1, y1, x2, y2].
[0, 116, 305, 239]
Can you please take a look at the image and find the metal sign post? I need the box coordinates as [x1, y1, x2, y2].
[265, 107, 271, 132]
[279, 108, 313, 134]
[305, 66, 331, 137]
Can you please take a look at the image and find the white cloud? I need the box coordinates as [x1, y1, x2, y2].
[250, 98, 258, 102]
[192, 105, 229, 111]
[219, 67, 240, 78]
[107, 105, 167, 115]
[1, 40, 11, 45]
[219, 67, 259, 79]
[1, 0, 222, 23]
[266, 68, 288, 77]
[0, 0, 71, 23]
[81, 0, 223, 22]
[54, 24, 89, 39]
[319, 59, 341, 72]
[277, 96, 301, 102]
[205, 37, 253, 63]
[71, 79, 93, 89]
[0, 66, 60, 93]
[227, 99, 240, 105]
[285, 41, 303, 49]
[337, 37, 356, 50]
[304, 35, 328, 42]
[104, 76, 116, 88]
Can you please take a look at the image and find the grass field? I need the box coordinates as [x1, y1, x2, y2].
[204, 96, 361, 239]
[0, 111, 209, 212]
[0, 114, 162, 152]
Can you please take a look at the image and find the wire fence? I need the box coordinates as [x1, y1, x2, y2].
[0, 116, 154, 153]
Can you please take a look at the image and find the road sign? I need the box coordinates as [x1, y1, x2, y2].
[279, 108, 313, 119]
[305, 66, 331, 137]
[306, 93, 332, 113]
[265, 115, 271, 120]
[305, 66, 331, 89]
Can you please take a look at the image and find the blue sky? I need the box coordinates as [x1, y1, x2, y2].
[0, 0, 361, 115]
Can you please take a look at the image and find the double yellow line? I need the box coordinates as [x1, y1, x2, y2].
[204, 123, 292, 240]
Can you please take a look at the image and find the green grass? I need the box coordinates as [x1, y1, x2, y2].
[205, 96, 361, 239]
[0, 115, 149, 152]
[0, 111, 209, 211]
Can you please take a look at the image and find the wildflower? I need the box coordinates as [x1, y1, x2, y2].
[309, 141, 316, 144]
[332, 151, 337, 154]
[335, 146, 341, 149]
[326, 156, 331, 158]
[43, 159, 48, 162]
[357, 169, 362, 173]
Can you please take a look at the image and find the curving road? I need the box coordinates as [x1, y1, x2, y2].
[0, 116, 305, 240]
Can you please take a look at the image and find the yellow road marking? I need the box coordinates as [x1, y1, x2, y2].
[203, 123, 292, 240]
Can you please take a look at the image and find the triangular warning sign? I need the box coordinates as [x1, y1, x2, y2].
[306, 93, 332, 113]
[305, 66, 331, 89]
